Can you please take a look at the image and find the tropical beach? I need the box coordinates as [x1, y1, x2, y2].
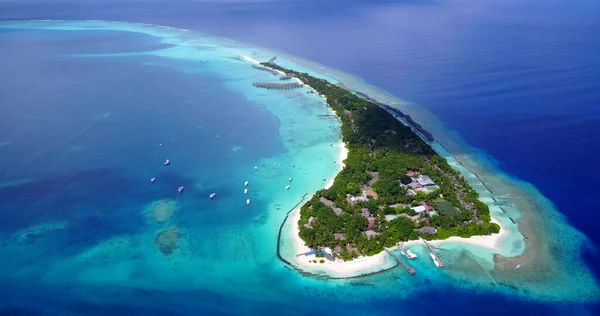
[0, 10, 599, 315]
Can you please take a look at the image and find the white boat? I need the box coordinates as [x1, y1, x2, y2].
[246, 199, 250, 205]
[178, 186, 184, 194]
[209, 193, 216, 199]
[159, 143, 163, 147]
[430, 253, 442, 268]
[244, 181, 249, 186]
[150, 177, 156, 183]
[289, 177, 292, 182]
[405, 249, 417, 259]
[254, 166, 258, 170]
[163, 159, 170, 166]
[285, 185, 290, 190]
[244, 188, 248, 194]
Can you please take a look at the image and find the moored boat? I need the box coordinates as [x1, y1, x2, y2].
[244, 188, 248, 194]
[178, 186, 184, 194]
[405, 249, 417, 259]
[430, 253, 442, 267]
[150, 177, 156, 183]
[244, 181, 249, 186]
[209, 193, 216, 199]
[285, 185, 290, 190]
[163, 159, 170, 166]
[246, 199, 250, 205]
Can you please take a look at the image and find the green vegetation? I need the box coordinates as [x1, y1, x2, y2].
[262, 62, 500, 260]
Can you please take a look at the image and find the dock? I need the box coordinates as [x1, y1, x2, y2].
[422, 239, 444, 267]
[384, 248, 415, 275]
[253, 82, 303, 90]
[268, 56, 277, 64]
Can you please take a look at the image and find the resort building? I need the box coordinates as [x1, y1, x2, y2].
[334, 233, 345, 241]
[411, 205, 427, 213]
[363, 230, 381, 239]
[414, 175, 436, 187]
[416, 226, 437, 234]
[304, 216, 316, 229]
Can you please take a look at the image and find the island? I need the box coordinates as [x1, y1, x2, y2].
[261, 61, 500, 262]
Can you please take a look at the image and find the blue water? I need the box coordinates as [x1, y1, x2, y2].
[1, 0, 600, 315]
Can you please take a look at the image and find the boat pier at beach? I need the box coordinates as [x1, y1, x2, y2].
[422, 239, 445, 267]
[253, 82, 303, 89]
[384, 248, 416, 275]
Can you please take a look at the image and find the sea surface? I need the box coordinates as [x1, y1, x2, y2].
[1, 0, 600, 315]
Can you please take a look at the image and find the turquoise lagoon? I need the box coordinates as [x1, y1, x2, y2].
[0, 20, 598, 315]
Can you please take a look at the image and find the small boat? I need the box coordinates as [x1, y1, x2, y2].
[150, 177, 156, 183]
[254, 166, 258, 170]
[285, 185, 290, 190]
[289, 177, 292, 182]
[246, 199, 250, 205]
[430, 253, 442, 268]
[159, 143, 163, 147]
[164, 159, 170, 166]
[515, 264, 521, 270]
[244, 188, 248, 194]
[209, 193, 216, 199]
[178, 186, 184, 194]
[405, 249, 417, 259]
[244, 181, 249, 186]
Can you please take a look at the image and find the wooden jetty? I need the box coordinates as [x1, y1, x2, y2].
[253, 82, 303, 90]
[384, 248, 415, 275]
[268, 56, 277, 64]
[280, 75, 294, 80]
[422, 239, 444, 267]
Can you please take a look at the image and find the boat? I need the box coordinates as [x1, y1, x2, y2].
[254, 166, 258, 170]
[209, 193, 216, 199]
[430, 253, 442, 268]
[244, 181, 249, 186]
[400, 249, 417, 259]
[159, 143, 163, 147]
[150, 177, 156, 183]
[178, 186, 184, 195]
[285, 185, 290, 190]
[244, 188, 248, 194]
[163, 159, 170, 166]
[246, 199, 250, 205]
[288, 177, 292, 182]
[405, 249, 418, 259]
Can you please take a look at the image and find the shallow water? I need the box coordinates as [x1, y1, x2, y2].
[1, 1, 600, 314]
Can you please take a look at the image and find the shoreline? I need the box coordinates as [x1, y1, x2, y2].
[255, 59, 513, 277]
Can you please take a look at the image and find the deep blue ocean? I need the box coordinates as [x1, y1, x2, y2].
[1, 0, 599, 315]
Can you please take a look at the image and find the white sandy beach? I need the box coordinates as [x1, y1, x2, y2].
[325, 142, 348, 189]
[289, 204, 392, 277]
[244, 54, 509, 276]
[404, 218, 507, 252]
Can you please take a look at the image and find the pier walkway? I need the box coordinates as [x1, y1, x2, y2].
[253, 82, 303, 90]
[384, 248, 415, 275]
[422, 239, 444, 267]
